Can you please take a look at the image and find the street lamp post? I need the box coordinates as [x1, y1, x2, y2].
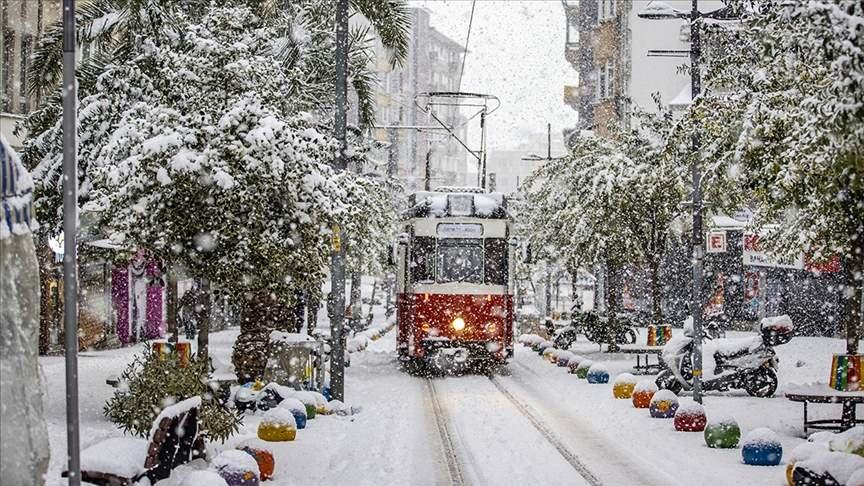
[329, 0, 349, 402]
[637, 0, 733, 404]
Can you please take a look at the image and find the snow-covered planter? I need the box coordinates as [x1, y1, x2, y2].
[632, 380, 658, 408]
[649, 389, 679, 418]
[212, 449, 260, 486]
[257, 408, 298, 442]
[278, 398, 308, 430]
[575, 359, 594, 379]
[674, 400, 706, 432]
[741, 428, 783, 466]
[586, 363, 610, 384]
[704, 415, 741, 449]
[612, 373, 637, 399]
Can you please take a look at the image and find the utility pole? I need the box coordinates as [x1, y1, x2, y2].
[62, 0, 81, 483]
[329, 0, 349, 402]
[637, 0, 735, 404]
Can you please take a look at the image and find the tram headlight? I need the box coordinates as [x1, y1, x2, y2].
[451, 317, 466, 331]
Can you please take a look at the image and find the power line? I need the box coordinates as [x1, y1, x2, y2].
[457, 0, 477, 93]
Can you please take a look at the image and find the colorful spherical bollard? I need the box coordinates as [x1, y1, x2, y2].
[279, 398, 308, 430]
[612, 373, 637, 399]
[567, 356, 583, 374]
[649, 389, 679, 418]
[543, 347, 558, 363]
[742, 428, 783, 466]
[575, 360, 594, 379]
[257, 408, 298, 442]
[212, 450, 260, 486]
[632, 380, 658, 408]
[704, 415, 741, 449]
[180, 470, 229, 486]
[586, 363, 610, 384]
[557, 352, 573, 367]
[239, 447, 275, 481]
[674, 400, 707, 432]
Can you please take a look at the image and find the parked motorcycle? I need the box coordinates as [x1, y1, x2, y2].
[554, 310, 638, 349]
[655, 315, 794, 398]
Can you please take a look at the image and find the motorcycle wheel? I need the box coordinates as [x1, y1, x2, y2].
[620, 328, 637, 345]
[744, 367, 778, 398]
[656, 369, 684, 395]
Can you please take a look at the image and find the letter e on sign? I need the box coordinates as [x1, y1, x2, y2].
[706, 231, 727, 253]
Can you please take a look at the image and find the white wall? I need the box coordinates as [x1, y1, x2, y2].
[627, 0, 726, 115]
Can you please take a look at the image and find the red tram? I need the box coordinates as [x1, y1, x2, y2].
[394, 188, 516, 370]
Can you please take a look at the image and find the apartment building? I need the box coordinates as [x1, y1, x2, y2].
[368, 8, 469, 191]
[562, 0, 725, 141]
[1, 0, 61, 148]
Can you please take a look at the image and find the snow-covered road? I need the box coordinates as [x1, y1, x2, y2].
[40, 324, 859, 486]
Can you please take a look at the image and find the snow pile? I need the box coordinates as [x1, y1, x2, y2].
[519, 334, 544, 346]
[634, 380, 658, 393]
[760, 315, 793, 332]
[614, 373, 637, 385]
[211, 449, 260, 477]
[649, 390, 678, 405]
[260, 408, 297, 428]
[180, 469, 229, 486]
[278, 398, 306, 415]
[797, 451, 864, 484]
[79, 438, 149, 478]
[706, 413, 738, 427]
[675, 400, 705, 417]
[148, 396, 201, 440]
[828, 426, 864, 454]
[742, 427, 781, 447]
[269, 331, 315, 345]
[587, 363, 608, 374]
[347, 335, 368, 353]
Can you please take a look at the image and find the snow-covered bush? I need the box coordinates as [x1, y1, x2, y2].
[104, 345, 241, 442]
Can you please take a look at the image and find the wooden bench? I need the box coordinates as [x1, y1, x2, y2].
[64, 396, 204, 485]
[786, 384, 864, 435]
[618, 345, 664, 375]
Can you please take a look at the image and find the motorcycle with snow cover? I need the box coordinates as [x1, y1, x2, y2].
[655, 315, 794, 398]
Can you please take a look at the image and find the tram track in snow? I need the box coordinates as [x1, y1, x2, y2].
[426, 377, 469, 486]
[486, 373, 604, 486]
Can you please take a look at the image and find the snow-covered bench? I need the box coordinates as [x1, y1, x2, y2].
[63, 397, 203, 485]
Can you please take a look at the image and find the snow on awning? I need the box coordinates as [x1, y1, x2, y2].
[407, 190, 508, 219]
[710, 215, 748, 230]
[669, 83, 692, 109]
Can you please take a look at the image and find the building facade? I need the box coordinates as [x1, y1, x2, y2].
[562, 0, 724, 141]
[368, 8, 469, 191]
[1, 0, 61, 148]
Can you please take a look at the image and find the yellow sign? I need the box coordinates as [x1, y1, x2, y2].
[332, 225, 341, 252]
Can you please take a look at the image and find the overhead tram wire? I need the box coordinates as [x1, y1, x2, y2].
[457, 0, 477, 93]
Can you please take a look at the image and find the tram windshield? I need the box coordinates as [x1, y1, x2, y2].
[437, 239, 483, 284]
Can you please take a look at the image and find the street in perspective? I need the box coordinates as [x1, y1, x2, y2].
[0, 0, 862, 485]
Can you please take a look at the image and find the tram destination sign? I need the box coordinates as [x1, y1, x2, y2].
[437, 223, 484, 238]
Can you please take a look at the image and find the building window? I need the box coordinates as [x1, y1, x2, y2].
[597, 62, 615, 100]
[600, 0, 616, 22]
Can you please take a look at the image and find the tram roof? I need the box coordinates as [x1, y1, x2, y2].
[404, 190, 508, 219]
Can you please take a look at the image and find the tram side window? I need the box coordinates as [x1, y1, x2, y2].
[411, 237, 436, 283]
[485, 238, 508, 285]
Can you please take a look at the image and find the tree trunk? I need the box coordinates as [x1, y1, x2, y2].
[350, 270, 362, 331]
[366, 279, 378, 327]
[197, 278, 211, 360]
[37, 239, 54, 355]
[606, 260, 620, 352]
[232, 292, 293, 383]
[843, 238, 863, 355]
[650, 258, 662, 327]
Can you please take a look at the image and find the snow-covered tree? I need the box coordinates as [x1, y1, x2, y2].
[26, 5, 396, 380]
[693, 0, 863, 353]
[524, 136, 641, 350]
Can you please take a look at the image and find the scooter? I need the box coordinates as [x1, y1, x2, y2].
[655, 315, 794, 398]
